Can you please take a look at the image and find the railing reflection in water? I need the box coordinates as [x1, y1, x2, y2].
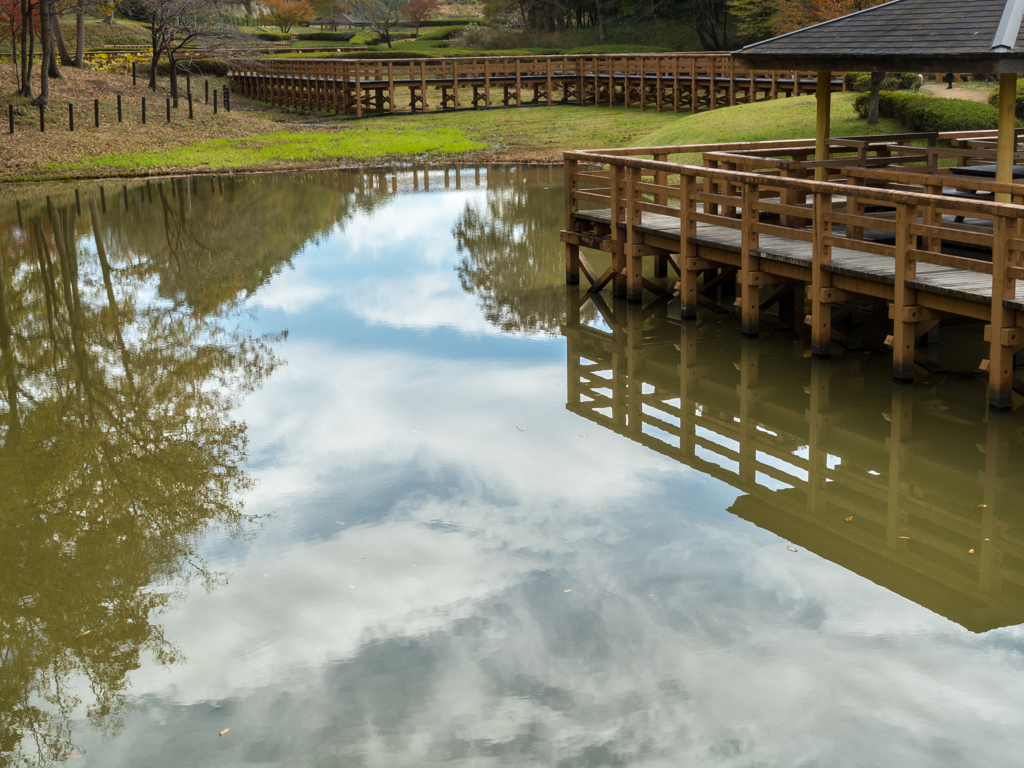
[563, 290, 1024, 633]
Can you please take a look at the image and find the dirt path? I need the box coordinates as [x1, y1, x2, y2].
[920, 83, 992, 103]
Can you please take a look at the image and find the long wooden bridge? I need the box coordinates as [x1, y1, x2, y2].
[564, 295, 1024, 632]
[231, 53, 844, 117]
[561, 133, 1024, 410]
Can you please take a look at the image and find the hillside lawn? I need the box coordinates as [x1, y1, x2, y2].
[2, 68, 903, 181]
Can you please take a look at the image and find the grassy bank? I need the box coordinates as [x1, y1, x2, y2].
[3, 68, 899, 182]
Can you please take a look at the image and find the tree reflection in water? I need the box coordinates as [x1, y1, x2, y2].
[0, 173, 359, 767]
[454, 166, 600, 336]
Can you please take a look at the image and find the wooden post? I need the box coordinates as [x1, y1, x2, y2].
[611, 164, 626, 298]
[625, 166, 643, 302]
[679, 173, 699, 320]
[891, 202, 918, 381]
[388, 62, 395, 113]
[815, 71, 831, 183]
[546, 57, 553, 105]
[739, 181, 760, 336]
[515, 58, 522, 105]
[996, 72, 1017, 202]
[565, 158, 579, 284]
[689, 57, 697, 114]
[811, 191, 833, 357]
[484, 58, 491, 107]
[988, 214, 1016, 409]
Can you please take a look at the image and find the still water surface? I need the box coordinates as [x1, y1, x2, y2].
[2, 167, 1024, 766]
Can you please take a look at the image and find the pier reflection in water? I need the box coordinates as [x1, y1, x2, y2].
[2, 167, 1024, 766]
[563, 293, 1024, 632]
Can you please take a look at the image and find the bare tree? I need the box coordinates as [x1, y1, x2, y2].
[139, 0, 255, 103]
[352, 0, 405, 47]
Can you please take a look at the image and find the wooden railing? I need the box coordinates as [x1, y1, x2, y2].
[232, 53, 845, 116]
[562, 139, 1024, 409]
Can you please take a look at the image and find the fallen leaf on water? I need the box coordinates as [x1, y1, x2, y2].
[648, 594, 654, 597]
[979, 504, 987, 508]
[263, 574, 268, 578]
[358, 557, 368, 560]
[563, 589, 573, 593]
[76, 630, 90, 638]
[899, 536, 910, 539]
[358, 613, 363, 618]
[219, 728, 230, 737]
[597, 506, 607, 510]
[64, 755, 82, 759]
[845, 516, 853, 523]
[337, 522, 345, 525]
[969, 549, 975, 554]
[349, 585, 355, 589]
[787, 547, 798, 552]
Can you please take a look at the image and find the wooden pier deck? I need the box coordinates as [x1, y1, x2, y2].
[231, 53, 844, 116]
[563, 298, 1024, 632]
[561, 139, 1024, 410]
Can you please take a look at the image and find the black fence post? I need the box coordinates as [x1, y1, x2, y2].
[8, 104, 13, 134]
[205, 79, 209, 104]
[166, 97, 171, 122]
[213, 90, 218, 114]
[68, 103, 74, 132]
[132, 61, 137, 87]
[225, 86, 231, 112]
[94, 99, 99, 128]
[117, 94, 122, 122]
[39, 103, 44, 132]
[187, 74, 191, 97]
[188, 93, 194, 119]
[142, 97, 146, 124]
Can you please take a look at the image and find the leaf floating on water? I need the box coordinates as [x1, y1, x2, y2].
[648, 594, 654, 597]
[263, 574, 268, 578]
[969, 549, 975, 554]
[337, 522, 345, 525]
[787, 547, 797, 552]
[597, 506, 607, 510]
[845, 516, 853, 523]
[899, 536, 910, 539]
[978, 504, 987, 509]
[219, 728, 230, 737]
[76, 630, 90, 638]
[412, 563, 418, 567]
[563, 589, 573, 593]
[349, 585, 355, 589]
[64, 755, 82, 759]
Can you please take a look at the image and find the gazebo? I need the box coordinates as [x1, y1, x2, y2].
[734, 0, 1024, 197]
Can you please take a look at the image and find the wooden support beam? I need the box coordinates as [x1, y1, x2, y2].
[739, 182, 760, 336]
[679, 175, 699, 319]
[996, 72, 1017, 203]
[815, 70, 831, 183]
[892, 202, 918, 382]
[810, 191, 833, 357]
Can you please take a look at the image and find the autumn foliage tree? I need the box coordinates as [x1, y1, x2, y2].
[262, 0, 314, 32]
[771, 0, 886, 34]
[404, 0, 435, 35]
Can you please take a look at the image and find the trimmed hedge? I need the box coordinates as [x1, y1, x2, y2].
[843, 72, 920, 92]
[295, 31, 356, 41]
[136, 57, 231, 77]
[254, 31, 291, 41]
[987, 77, 1024, 119]
[854, 90, 1000, 131]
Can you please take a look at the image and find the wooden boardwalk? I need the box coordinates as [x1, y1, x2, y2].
[231, 53, 844, 116]
[564, 297, 1024, 632]
[561, 141, 1024, 410]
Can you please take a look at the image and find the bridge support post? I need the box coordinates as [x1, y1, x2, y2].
[679, 174, 698, 319]
[739, 182, 761, 336]
[811, 191, 833, 357]
[565, 158, 580, 285]
[890, 203, 918, 380]
[626, 166, 643, 302]
[988, 215, 1017, 410]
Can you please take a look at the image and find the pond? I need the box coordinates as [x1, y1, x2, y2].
[2, 166, 1024, 766]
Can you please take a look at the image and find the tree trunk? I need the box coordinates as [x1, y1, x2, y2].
[37, 4, 51, 104]
[868, 71, 885, 125]
[47, 1, 62, 80]
[75, 0, 85, 68]
[18, 0, 32, 97]
[150, 25, 162, 90]
[595, 0, 607, 41]
[169, 50, 179, 104]
[54, 14, 74, 66]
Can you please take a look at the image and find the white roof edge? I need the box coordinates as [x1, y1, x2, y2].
[992, 0, 1024, 50]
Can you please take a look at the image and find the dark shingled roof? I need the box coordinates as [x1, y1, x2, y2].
[733, 0, 1024, 73]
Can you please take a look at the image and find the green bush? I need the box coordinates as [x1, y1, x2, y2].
[987, 77, 1024, 119]
[332, 50, 435, 59]
[255, 31, 291, 41]
[854, 90, 1000, 131]
[295, 31, 356, 41]
[843, 72, 920, 92]
[136, 57, 231, 77]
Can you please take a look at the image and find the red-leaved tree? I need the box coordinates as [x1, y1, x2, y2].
[262, 0, 314, 33]
[404, 0, 436, 35]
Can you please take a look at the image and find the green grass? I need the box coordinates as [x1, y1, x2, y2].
[635, 93, 903, 159]
[47, 128, 487, 174]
